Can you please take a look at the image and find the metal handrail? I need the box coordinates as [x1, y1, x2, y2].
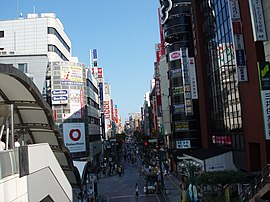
[0, 149, 19, 180]
[239, 164, 270, 201]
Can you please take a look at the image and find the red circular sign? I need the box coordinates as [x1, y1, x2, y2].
[69, 129, 81, 141]
[171, 52, 180, 58]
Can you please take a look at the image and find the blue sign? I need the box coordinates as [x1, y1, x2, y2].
[236, 50, 245, 66]
[93, 49, 97, 59]
[52, 96, 68, 101]
[52, 90, 68, 95]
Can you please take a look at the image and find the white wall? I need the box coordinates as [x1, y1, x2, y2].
[27, 143, 72, 201]
[159, 55, 171, 135]
[0, 55, 48, 93]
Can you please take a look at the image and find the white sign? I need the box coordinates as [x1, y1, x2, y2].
[51, 90, 68, 104]
[62, 89, 83, 119]
[63, 123, 86, 153]
[169, 51, 181, 61]
[237, 66, 248, 82]
[189, 57, 198, 99]
[176, 140, 191, 149]
[249, 0, 267, 41]
[262, 91, 270, 140]
[229, 0, 241, 20]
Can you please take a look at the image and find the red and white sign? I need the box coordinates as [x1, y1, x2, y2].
[97, 67, 103, 78]
[63, 123, 86, 153]
[169, 51, 181, 61]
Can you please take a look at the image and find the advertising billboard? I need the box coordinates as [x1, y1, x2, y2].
[258, 62, 270, 140]
[61, 66, 83, 85]
[62, 89, 83, 119]
[63, 123, 86, 153]
[229, 0, 248, 82]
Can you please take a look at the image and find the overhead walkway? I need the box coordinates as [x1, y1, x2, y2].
[0, 64, 82, 201]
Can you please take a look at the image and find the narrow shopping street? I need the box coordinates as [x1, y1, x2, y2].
[97, 141, 166, 202]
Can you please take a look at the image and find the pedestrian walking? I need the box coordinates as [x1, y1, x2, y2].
[135, 183, 139, 198]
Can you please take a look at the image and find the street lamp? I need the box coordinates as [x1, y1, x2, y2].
[179, 160, 202, 202]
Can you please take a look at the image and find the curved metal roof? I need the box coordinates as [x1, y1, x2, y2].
[0, 63, 81, 189]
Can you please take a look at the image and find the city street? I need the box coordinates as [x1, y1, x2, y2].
[97, 150, 164, 202]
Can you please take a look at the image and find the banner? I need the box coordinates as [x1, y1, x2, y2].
[61, 66, 83, 85]
[63, 123, 86, 153]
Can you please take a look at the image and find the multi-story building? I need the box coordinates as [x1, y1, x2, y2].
[158, 0, 201, 169]
[0, 13, 103, 163]
[0, 13, 72, 94]
[157, 0, 270, 174]
[192, 0, 270, 173]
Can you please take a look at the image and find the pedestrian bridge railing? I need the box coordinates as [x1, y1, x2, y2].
[0, 148, 19, 180]
[240, 164, 270, 201]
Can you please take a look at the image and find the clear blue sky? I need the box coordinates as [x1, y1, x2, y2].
[1, 0, 160, 122]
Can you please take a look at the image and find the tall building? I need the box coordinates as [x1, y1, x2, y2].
[0, 13, 103, 164]
[192, 0, 270, 172]
[157, 0, 270, 175]
[0, 13, 72, 94]
[158, 0, 201, 169]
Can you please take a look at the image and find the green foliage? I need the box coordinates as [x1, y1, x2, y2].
[197, 170, 246, 187]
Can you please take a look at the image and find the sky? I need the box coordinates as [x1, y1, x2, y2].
[1, 0, 160, 121]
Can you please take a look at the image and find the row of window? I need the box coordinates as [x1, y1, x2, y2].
[86, 79, 98, 94]
[201, 0, 244, 150]
[87, 97, 99, 110]
[47, 27, 70, 52]
[48, 44, 68, 61]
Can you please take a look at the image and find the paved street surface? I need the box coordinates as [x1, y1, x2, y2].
[98, 160, 163, 202]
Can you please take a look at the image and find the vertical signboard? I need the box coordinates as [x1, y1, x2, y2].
[180, 48, 193, 115]
[229, 0, 248, 82]
[99, 82, 104, 111]
[258, 62, 270, 140]
[189, 57, 198, 99]
[115, 105, 119, 124]
[63, 123, 86, 153]
[155, 43, 163, 63]
[93, 49, 98, 67]
[154, 62, 162, 116]
[248, 0, 267, 41]
[97, 67, 103, 78]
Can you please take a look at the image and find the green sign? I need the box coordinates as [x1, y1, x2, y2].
[258, 62, 270, 90]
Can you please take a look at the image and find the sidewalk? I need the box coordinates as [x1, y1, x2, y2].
[161, 173, 182, 202]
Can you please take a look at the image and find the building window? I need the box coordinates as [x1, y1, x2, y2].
[47, 27, 70, 52]
[0, 31, 4, 38]
[18, 63, 28, 73]
[48, 44, 69, 61]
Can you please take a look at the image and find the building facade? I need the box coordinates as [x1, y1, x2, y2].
[0, 13, 103, 163]
[158, 0, 201, 168]
[0, 13, 72, 94]
[192, 0, 270, 172]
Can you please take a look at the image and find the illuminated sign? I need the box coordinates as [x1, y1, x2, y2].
[176, 140, 191, 149]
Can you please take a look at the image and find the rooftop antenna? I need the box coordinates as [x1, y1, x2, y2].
[33, 6, 36, 14]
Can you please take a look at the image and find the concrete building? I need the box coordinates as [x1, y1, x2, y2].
[0, 13, 103, 164]
[0, 13, 72, 94]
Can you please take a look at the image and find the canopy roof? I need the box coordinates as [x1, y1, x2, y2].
[0, 63, 81, 189]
